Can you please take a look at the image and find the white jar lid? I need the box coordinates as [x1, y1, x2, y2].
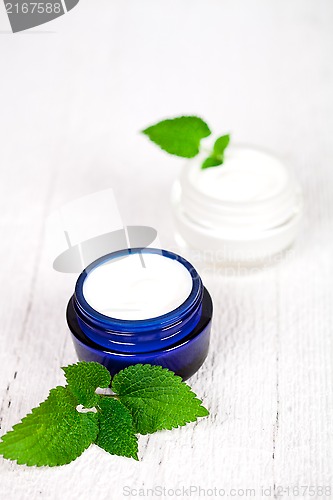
[171, 146, 303, 263]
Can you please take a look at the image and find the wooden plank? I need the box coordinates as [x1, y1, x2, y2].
[0, 1, 332, 498]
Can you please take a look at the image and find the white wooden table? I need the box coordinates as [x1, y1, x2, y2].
[1, 1, 332, 498]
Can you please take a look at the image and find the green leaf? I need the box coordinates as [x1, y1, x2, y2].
[0, 386, 98, 467]
[201, 156, 223, 169]
[201, 134, 230, 169]
[62, 361, 111, 408]
[142, 116, 211, 158]
[95, 398, 138, 460]
[213, 134, 230, 156]
[112, 364, 209, 435]
[0, 362, 210, 467]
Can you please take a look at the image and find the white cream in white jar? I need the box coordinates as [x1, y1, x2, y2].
[172, 146, 303, 264]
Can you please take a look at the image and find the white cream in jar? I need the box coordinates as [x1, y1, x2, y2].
[82, 252, 193, 320]
[172, 146, 303, 263]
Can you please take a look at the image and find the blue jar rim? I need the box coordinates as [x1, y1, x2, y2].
[67, 287, 213, 355]
[73, 248, 204, 353]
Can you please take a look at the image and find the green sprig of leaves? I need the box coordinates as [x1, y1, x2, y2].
[0, 362, 208, 467]
[142, 116, 230, 169]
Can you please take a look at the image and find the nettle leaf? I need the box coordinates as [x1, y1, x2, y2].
[0, 362, 209, 467]
[213, 134, 230, 156]
[142, 116, 211, 158]
[95, 398, 138, 460]
[63, 361, 111, 408]
[0, 386, 98, 467]
[201, 156, 223, 169]
[112, 364, 209, 435]
[201, 134, 230, 170]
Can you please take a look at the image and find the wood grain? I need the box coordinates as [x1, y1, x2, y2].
[0, 1, 332, 499]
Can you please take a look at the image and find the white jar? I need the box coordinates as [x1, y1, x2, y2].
[171, 145, 303, 265]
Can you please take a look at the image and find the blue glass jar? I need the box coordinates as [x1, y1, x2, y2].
[67, 248, 213, 380]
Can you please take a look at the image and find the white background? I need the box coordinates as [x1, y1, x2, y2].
[0, 1, 333, 499]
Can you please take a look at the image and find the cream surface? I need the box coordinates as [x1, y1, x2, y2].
[190, 147, 289, 202]
[82, 253, 193, 320]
